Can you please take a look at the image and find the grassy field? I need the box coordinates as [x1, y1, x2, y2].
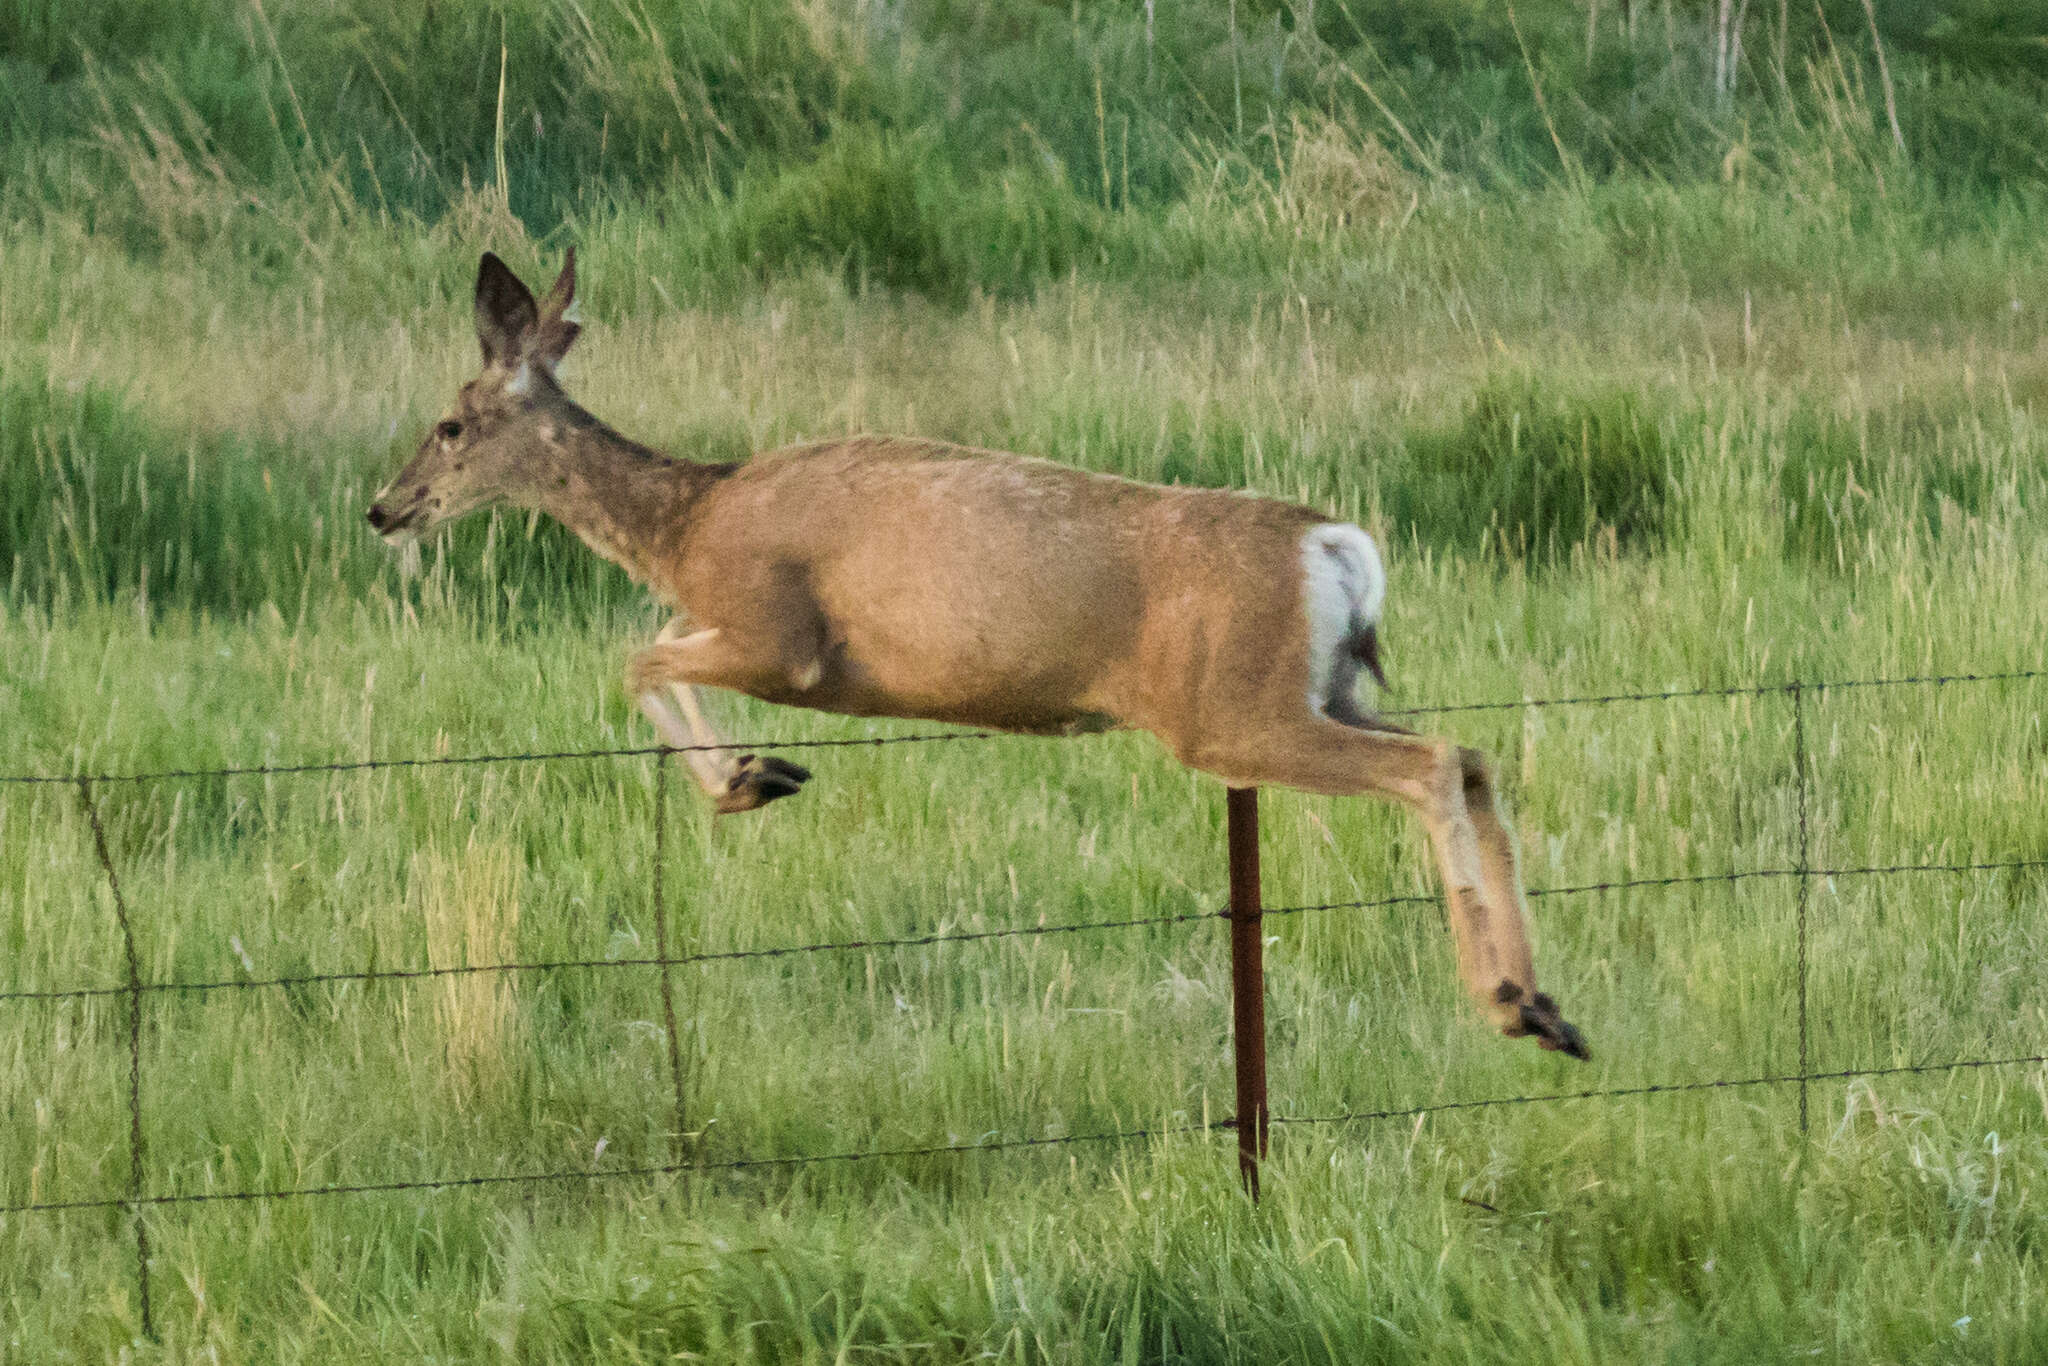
[6, 2, 2048, 1362]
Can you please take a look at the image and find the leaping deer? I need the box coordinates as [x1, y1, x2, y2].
[367, 252, 1587, 1059]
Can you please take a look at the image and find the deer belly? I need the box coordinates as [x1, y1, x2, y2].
[805, 630, 1118, 735]
[792, 534, 1141, 731]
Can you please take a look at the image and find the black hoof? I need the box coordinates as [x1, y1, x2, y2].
[1501, 986, 1591, 1061]
[1515, 987, 1589, 1064]
[714, 754, 812, 814]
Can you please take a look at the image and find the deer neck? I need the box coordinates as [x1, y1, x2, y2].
[528, 408, 724, 589]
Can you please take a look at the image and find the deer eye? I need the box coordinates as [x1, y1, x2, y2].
[436, 419, 464, 441]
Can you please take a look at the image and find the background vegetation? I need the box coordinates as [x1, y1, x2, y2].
[3, 0, 2046, 1360]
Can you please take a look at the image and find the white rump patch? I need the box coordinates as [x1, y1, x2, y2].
[1299, 523, 1387, 713]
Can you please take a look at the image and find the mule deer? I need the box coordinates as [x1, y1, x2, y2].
[367, 252, 1587, 1059]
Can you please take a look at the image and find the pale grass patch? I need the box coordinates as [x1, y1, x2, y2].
[10, 200, 2030, 482]
[85, 58, 262, 253]
[432, 175, 532, 259]
[412, 835, 526, 1110]
[1268, 113, 1416, 234]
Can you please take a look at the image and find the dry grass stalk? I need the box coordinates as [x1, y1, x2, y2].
[414, 837, 525, 1109]
[1273, 113, 1414, 233]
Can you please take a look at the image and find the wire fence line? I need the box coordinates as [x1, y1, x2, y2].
[4, 667, 2040, 789]
[11, 1050, 2048, 1221]
[5, 858, 2045, 1009]
[5, 666, 2045, 1341]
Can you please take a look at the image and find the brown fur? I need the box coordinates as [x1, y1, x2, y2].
[366, 252, 1587, 1059]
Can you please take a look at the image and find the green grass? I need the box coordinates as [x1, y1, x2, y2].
[4, 600, 2046, 1361]
[4, 243, 2047, 1359]
[5, 1, 2048, 1360]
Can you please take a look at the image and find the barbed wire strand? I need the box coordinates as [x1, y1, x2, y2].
[6, 859, 2043, 1008]
[1266, 1051, 2048, 1130]
[0, 734, 994, 787]
[1385, 667, 2044, 719]
[9, 1051, 2042, 1219]
[0, 909, 1232, 1005]
[2, 668, 2039, 788]
[5, 1121, 1221, 1216]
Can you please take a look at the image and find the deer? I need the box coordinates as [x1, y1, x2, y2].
[366, 251, 1588, 1060]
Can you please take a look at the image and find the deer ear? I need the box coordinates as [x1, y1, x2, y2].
[475, 252, 539, 369]
[529, 247, 581, 374]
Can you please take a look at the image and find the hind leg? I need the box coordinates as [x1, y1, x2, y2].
[1314, 646, 1583, 1050]
[1453, 747, 1584, 1055]
[1182, 713, 1586, 1057]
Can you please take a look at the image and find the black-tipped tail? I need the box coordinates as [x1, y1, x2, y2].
[1352, 622, 1389, 692]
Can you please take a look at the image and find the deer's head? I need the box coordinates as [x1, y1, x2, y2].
[367, 251, 582, 542]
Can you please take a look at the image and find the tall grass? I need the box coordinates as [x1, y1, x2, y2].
[6, 0, 2043, 269]
[417, 838, 527, 1110]
[4, 206, 2045, 1359]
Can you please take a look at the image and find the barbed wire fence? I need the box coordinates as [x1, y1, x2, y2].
[4, 669, 2045, 1338]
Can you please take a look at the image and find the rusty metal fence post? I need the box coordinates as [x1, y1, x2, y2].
[1225, 786, 1269, 1197]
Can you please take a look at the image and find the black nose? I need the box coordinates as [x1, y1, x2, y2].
[366, 504, 390, 532]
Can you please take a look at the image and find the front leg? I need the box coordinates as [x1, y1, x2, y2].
[629, 620, 812, 814]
